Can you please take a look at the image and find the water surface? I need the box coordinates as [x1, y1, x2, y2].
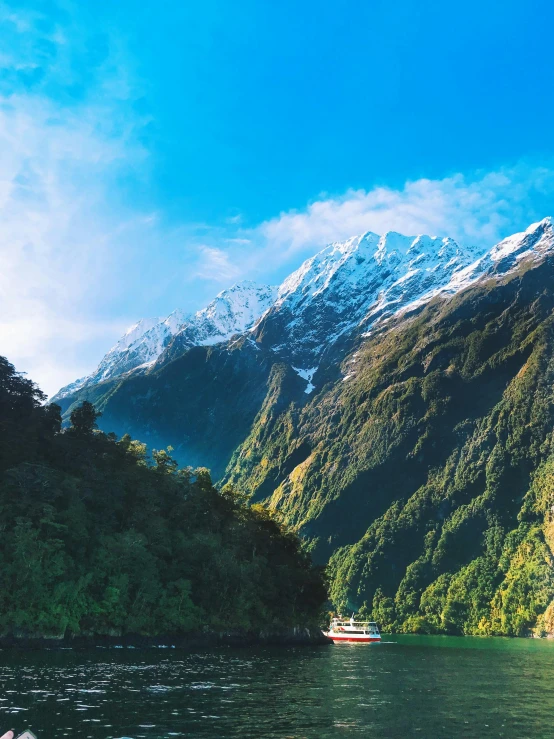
[1, 635, 553, 738]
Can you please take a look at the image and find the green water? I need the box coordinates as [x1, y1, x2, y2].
[2, 636, 554, 738]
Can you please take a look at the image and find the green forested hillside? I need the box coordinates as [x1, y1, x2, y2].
[0, 357, 326, 639]
[227, 258, 554, 636]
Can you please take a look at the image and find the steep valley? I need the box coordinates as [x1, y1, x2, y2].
[53, 218, 554, 635]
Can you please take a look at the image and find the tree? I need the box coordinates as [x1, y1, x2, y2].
[70, 401, 101, 435]
[152, 446, 178, 474]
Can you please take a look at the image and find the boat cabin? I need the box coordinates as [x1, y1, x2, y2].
[329, 617, 380, 635]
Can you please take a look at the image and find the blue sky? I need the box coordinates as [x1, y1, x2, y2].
[1, 0, 554, 395]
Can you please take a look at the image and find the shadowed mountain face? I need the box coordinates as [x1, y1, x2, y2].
[54, 219, 554, 635]
[55, 337, 279, 481]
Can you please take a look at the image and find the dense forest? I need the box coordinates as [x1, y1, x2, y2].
[0, 356, 326, 639]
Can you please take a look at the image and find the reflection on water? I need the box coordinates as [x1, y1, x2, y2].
[1, 636, 554, 738]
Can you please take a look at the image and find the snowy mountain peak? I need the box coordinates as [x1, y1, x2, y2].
[489, 217, 554, 264]
[250, 229, 484, 393]
[260, 221, 554, 393]
[276, 231, 380, 306]
[52, 281, 277, 401]
[422, 217, 554, 309]
[274, 229, 477, 323]
[171, 281, 278, 348]
[377, 230, 416, 254]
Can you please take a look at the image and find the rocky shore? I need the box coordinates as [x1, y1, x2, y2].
[0, 626, 332, 650]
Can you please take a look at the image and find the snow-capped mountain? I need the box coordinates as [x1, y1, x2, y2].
[249, 219, 554, 393]
[423, 217, 554, 306]
[52, 281, 277, 401]
[56, 310, 189, 401]
[45, 217, 554, 634]
[252, 230, 483, 379]
[54, 219, 554, 403]
[159, 282, 278, 364]
[227, 217, 554, 631]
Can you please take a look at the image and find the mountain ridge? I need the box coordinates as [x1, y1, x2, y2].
[55, 218, 554, 404]
[53, 280, 278, 402]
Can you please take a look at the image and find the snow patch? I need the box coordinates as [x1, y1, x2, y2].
[292, 366, 318, 394]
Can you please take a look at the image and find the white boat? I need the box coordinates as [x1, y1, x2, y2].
[325, 615, 381, 643]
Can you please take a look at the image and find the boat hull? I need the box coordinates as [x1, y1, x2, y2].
[326, 633, 381, 643]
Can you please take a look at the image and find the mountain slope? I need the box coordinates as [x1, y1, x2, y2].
[227, 231, 554, 635]
[55, 219, 554, 473]
[55, 337, 280, 480]
[53, 226, 486, 420]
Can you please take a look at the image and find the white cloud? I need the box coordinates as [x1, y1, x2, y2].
[258, 164, 554, 260]
[0, 314, 129, 394]
[191, 163, 554, 293]
[189, 246, 242, 283]
[0, 3, 152, 397]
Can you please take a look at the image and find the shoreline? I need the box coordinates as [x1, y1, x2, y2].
[0, 626, 332, 650]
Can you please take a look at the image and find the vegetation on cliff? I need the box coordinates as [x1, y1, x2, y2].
[227, 259, 554, 636]
[0, 356, 326, 639]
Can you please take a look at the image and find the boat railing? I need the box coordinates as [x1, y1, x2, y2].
[331, 619, 378, 626]
[330, 619, 380, 632]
